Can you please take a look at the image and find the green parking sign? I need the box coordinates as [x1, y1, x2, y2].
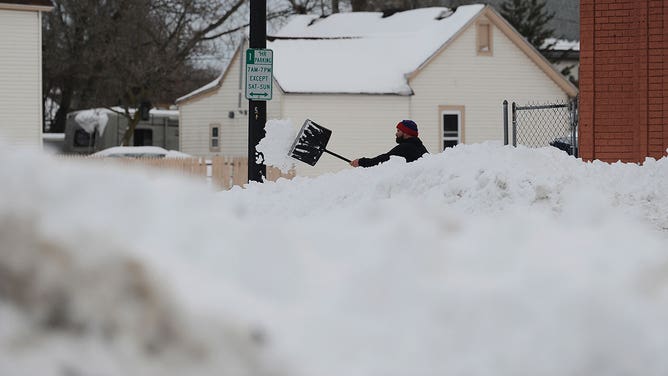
[245, 48, 273, 101]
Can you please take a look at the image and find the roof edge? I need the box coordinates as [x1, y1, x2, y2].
[0, 3, 53, 12]
[175, 76, 222, 105]
[406, 5, 486, 80]
[176, 42, 245, 105]
[178, 39, 290, 105]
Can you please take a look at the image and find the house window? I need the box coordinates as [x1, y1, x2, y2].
[477, 21, 492, 56]
[441, 107, 464, 150]
[210, 124, 221, 152]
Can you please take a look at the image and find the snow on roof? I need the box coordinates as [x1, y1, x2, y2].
[273, 8, 454, 38]
[148, 108, 179, 118]
[178, 5, 486, 102]
[269, 5, 485, 95]
[543, 38, 580, 51]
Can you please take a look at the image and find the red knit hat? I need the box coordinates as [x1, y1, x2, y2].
[396, 120, 418, 137]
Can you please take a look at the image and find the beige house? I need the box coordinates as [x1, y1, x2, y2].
[177, 5, 577, 177]
[0, 0, 52, 148]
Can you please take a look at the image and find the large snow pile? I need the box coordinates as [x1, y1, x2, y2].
[256, 119, 297, 172]
[1, 138, 667, 376]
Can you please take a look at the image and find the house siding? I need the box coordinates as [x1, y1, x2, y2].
[179, 7, 576, 178]
[580, 0, 667, 162]
[179, 44, 283, 157]
[282, 94, 409, 177]
[179, 46, 408, 177]
[410, 15, 569, 153]
[0, 9, 43, 147]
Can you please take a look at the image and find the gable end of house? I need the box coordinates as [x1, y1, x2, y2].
[407, 5, 578, 98]
[482, 7, 578, 97]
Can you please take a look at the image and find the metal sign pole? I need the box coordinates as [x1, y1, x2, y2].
[248, 0, 267, 183]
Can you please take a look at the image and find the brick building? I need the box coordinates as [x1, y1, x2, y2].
[579, 0, 667, 162]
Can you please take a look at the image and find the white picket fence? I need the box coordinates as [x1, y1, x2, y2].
[55, 155, 295, 190]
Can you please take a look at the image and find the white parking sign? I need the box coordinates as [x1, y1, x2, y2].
[245, 48, 273, 101]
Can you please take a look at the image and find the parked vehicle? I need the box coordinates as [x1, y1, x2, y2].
[549, 135, 578, 156]
[64, 107, 179, 154]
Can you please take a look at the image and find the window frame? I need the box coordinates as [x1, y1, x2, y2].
[209, 123, 221, 152]
[439, 106, 465, 150]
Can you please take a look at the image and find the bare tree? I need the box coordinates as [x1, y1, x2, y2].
[44, 0, 326, 142]
[102, 0, 250, 145]
[284, 0, 318, 14]
[43, 0, 104, 133]
[43, 0, 242, 143]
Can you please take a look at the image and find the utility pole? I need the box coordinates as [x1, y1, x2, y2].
[248, 0, 267, 182]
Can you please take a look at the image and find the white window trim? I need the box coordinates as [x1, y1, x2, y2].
[440, 106, 465, 150]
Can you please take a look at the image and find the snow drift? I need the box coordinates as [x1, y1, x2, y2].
[1, 140, 667, 376]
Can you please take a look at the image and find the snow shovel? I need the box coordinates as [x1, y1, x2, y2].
[288, 119, 351, 166]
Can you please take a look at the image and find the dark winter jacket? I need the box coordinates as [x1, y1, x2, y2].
[358, 137, 428, 167]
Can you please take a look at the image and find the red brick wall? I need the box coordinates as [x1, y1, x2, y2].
[580, 0, 667, 162]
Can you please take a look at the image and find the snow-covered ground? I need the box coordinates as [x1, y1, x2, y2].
[1, 130, 668, 376]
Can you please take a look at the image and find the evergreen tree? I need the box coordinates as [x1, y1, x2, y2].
[500, 0, 555, 52]
[500, 0, 579, 85]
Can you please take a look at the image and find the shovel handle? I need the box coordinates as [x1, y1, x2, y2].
[324, 149, 351, 163]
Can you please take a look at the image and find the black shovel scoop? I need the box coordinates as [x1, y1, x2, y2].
[288, 119, 351, 166]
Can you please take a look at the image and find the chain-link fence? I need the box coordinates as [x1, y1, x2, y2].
[503, 98, 578, 157]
